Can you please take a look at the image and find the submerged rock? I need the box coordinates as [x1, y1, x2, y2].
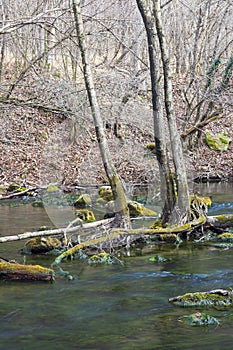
[179, 312, 219, 326]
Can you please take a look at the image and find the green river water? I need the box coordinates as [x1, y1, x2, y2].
[0, 183, 233, 350]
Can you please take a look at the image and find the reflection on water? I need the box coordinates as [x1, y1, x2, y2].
[0, 183, 233, 350]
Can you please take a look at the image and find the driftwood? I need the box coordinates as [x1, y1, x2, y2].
[0, 261, 54, 281]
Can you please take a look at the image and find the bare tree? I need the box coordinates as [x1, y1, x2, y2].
[72, 0, 131, 229]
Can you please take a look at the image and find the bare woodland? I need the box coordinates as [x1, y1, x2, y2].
[0, 1, 232, 226]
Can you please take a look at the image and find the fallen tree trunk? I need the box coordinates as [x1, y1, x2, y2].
[0, 261, 54, 281]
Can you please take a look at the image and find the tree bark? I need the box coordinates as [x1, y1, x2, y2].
[72, 0, 130, 229]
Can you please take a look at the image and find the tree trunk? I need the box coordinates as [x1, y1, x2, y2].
[153, 0, 190, 224]
[136, 0, 177, 225]
[72, 0, 130, 229]
[136, 0, 190, 225]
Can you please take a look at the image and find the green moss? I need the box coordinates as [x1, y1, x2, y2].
[74, 209, 95, 222]
[7, 182, 26, 193]
[218, 232, 233, 242]
[205, 131, 231, 151]
[88, 252, 123, 265]
[0, 262, 54, 277]
[98, 186, 113, 201]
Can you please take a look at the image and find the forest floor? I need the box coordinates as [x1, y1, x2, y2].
[0, 76, 232, 190]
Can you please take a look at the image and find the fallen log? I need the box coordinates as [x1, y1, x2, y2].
[0, 261, 55, 281]
[0, 218, 114, 243]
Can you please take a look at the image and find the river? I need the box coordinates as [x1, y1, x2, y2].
[0, 182, 233, 350]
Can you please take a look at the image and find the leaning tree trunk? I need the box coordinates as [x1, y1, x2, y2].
[136, 0, 177, 225]
[72, 0, 130, 229]
[153, 0, 190, 224]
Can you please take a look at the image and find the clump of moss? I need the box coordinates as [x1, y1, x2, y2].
[87, 252, 123, 265]
[74, 209, 95, 222]
[7, 182, 26, 193]
[204, 131, 231, 151]
[218, 232, 233, 242]
[149, 255, 168, 263]
[98, 186, 113, 202]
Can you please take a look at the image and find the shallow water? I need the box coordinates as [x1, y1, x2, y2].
[0, 184, 233, 350]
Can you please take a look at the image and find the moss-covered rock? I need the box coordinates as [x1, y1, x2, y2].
[22, 237, 62, 254]
[98, 186, 113, 201]
[218, 232, 233, 242]
[127, 201, 157, 217]
[74, 194, 92, 208]
[205, 131, 231, 151]
[169, 289, 233, 307]
[74, 209, 95, 222]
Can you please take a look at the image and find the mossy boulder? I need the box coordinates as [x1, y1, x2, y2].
[22, 237, 62, 254]
[205, 131, 231, 151]
[169, 289, 233, 307]
[127, 201, 157, 217]
[74, 209, 95, 222]
[98, 186, 113, 202]
[74, 194, 92, 208]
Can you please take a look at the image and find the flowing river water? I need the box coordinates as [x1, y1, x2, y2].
[0, 182, 233, 350]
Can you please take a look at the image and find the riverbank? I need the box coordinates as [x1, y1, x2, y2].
[1, 90, 232, 189]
